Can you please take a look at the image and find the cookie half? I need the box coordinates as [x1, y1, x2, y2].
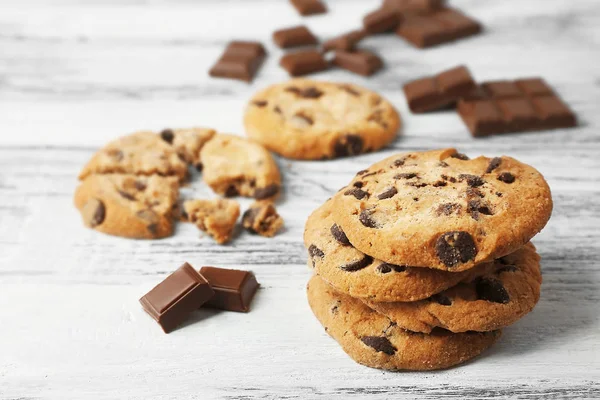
[304, 199, 494, 302]
[74, 174, 179, 239]
[307, 275, 501, 371]
[364, 243, 542, 333]
[332, 148, 553, 271]
[244, 79, 401, 160]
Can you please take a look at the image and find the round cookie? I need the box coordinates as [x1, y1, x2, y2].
[158, 127, 216, 169]
[78, 131, 189, 181]
[332, 148, 553, 271]
[74, 174, 179, 239]
[364, 243, 542, 333]
[304, 199, 494, 302]
[244, 79, 401, 160]
[200, 134, 282, 200]
[307, 275, 501, 371]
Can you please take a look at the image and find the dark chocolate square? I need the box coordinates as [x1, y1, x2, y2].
[200, 267, 259, 313]
[495, 98, 539, 131]
[531, 95, 577, 129]
[515, 78, 554, 97]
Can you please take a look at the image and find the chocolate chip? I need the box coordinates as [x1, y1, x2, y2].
[291, 112, 314, 127]
[451, 152, 469, 160]
[360, 336, 396, 355]
[394, 172, 417, 179]
[467, 200, 493, 220]
[308, 244, 325, 259]
[476, 278, 510, 304]
[353, 181, 364, 188]
[242, 208, 259, 233]
[459, 174, 486, 188]
[134, 181, 147, 191]
[496, 265, 519, 273]
[436, 203, 461, 216]
[435, 231, 477, 267]
[344, 187, 369, 200]
[430, 293, 452, 306]
[285, 86, 324, 98]
[118, 190, 136, 201]
[254, 184, 280, 199]
[441, 174, 457, 183]
[496, 192, 503, 197]
[392, 157, 407, 167]
[330, 223, 351, 246]
[438, 161, 449, 167]
[160, 129, 174, 144]
[333, 134, 363, 157]
[406, 182, 428, 188]
[81, 198, 105, 228]
[377, 263, 406, 274]
[195, 163, 203, 172]
[360, 171, 378, 178]
[340, 255, 373, 272]
[339, 84, 360, 96]
[359, 209, 378, 228]
[433, 180, 447, 187]
[486, 157, 502, 173]
[356, 169, 369, 176]
[377, 187, 397, 200]
[253, 100, 268, 107]
[497, 172, 515, 183]
[225, 185, 239, 197]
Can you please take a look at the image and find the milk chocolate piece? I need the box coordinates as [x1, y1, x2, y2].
[322, 30, 366, 52]
[332, 50, 383, 76]
[458, 78, 577, 137]
[363, 7, 402, 34]
[139, 263, 215, 333]
[396, 8, 482, 48]
[290, 0, 327, 16]
[403, 65, 476, 112]
[383, 0, 445, 13]
[280, 50, 328, 76]
[209, 41, 266, 82]
[200, 267, 259, 312]
[273, 25, 318, 49]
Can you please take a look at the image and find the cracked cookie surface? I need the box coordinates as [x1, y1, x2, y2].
[332, 148, 552, 271]
[159, 127, 216, 169]
[184, 198, 240, 244]
[244, 79, 401, 160]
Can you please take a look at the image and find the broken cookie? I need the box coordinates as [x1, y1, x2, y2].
[183, 198, 240, 244]
[242, 201, 284, 237]
[159, 127, 216, 170]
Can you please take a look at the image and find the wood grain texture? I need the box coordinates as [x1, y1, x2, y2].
[0, 0, 599, 399]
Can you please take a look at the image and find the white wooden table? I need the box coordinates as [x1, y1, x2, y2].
[1, 0, 599, 398]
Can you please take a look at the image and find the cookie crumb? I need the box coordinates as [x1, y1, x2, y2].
[242, 201, 284, 237]
[184, 198, 240, 244]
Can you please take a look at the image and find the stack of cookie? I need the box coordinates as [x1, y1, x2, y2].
[304, 148, 552, 371]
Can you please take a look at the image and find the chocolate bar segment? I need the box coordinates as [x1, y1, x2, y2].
[397, 8, 481, 48]
[458, 78, 577, 137]
[280, 50, 328, 76]
[333, 50, 383, 76]
[363, 7, 402, 34]
[383, 0, 445, 12]
[140, 262, 215, 333]
[200, 267, 259, 312]
[209, 41, 266, 82]
[273, 25, 318, 49]
[322, 30, 366, 52]
[290, 0, 327, 16]
[403, 65, 476, 112]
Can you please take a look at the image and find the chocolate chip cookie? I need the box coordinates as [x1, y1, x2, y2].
[159, 127, 216, 169]
[242, 201, 284, 237]
[304, 199, 494, 302]
[332, 148, 553, 271]
[200, 134, 282, 200]
[244, 79, 401, 160]
[183, 198, 240, 244]
[364, 243, 542, 333]
[74, 174, 179, 239]
[307, 275, 501, 371]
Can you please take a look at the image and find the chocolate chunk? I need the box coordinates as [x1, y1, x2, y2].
[280, 50, 328, 76]
[431, 293, 452, 306]
[332, 50, 383, 76]
[330, 223, 351, 246]
[459, 174, 485, 187]
[225, 185, 239, 197]
[441, 174, 457, 183]
[195, 163, 203, 172]
[286, 86, 324, 98]
[273, 25, 318, 49]
[436, 202, 461, 216]
[289, 0, 327, 16]
[359, 209, 378, 228]
[254, 184, 280, 199]
[322, 30, 366, 52]
[468, 200, 492, 215]
[134, 180, 147, 191]
[360, 336, 397, 355]
[209, 41, 267, 82]
[118, 190, 136, 201]
[406, 182, 429, 188]
[497, 172, 515, 183]
[363, 7, 402, 34]
[435, 231, 477, 267]
[340, 255, 373, 272]
[392, 157, 407, 167]
[308, 244, 325, 259]
[344, 187, 369, 200]
[486, 157, 502, 173]
[476, 278, 510, 304]
[377, 263, 406, 274]
[394, 172, 418, 179]
[377, 187, 398, 200]
[139, 262, 215, 333]
[253, 100, 268, 107]
[81, 198, 105, 228]
[433, 180, 447, 187]
[451, 152, 469, 160]
[333, 134, 364, 157]
[356, 169, 369, 176]
[353, 181, 364, 188]
[160, 129, 174, 144]
[200, 267, 259, 312]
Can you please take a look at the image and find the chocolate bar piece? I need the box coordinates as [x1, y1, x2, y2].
[363, 7, 402, 34]
[273, 25, 318, 49]
[333, 50, 384, 76]
[458, 78, 577, 137]
[383, 0, 445, 13]
[322, 30, 366, 52]
[140, 262, 215, 333]
[280, 50, 328, 76]
[200, 267, 259, 312]
[209, 41, 266, 82]
[290, 0, 327, 16]
[396, 8, 482, 48]
[403, 65, 476, 113]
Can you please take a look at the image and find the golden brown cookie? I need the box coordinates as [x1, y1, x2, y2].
[304, 199, 494, 302]
[244, 79, 401, 160]
[332, 148, 553, 271]
[74, 174, 179, 239]
[364, 243, 542, 333]
[183, 198, 240, 244]
[159, 127, 216, 169]
[200, 134, 281, 200]
[242, 201, 284, 237]
[307, 275, 501, 371]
